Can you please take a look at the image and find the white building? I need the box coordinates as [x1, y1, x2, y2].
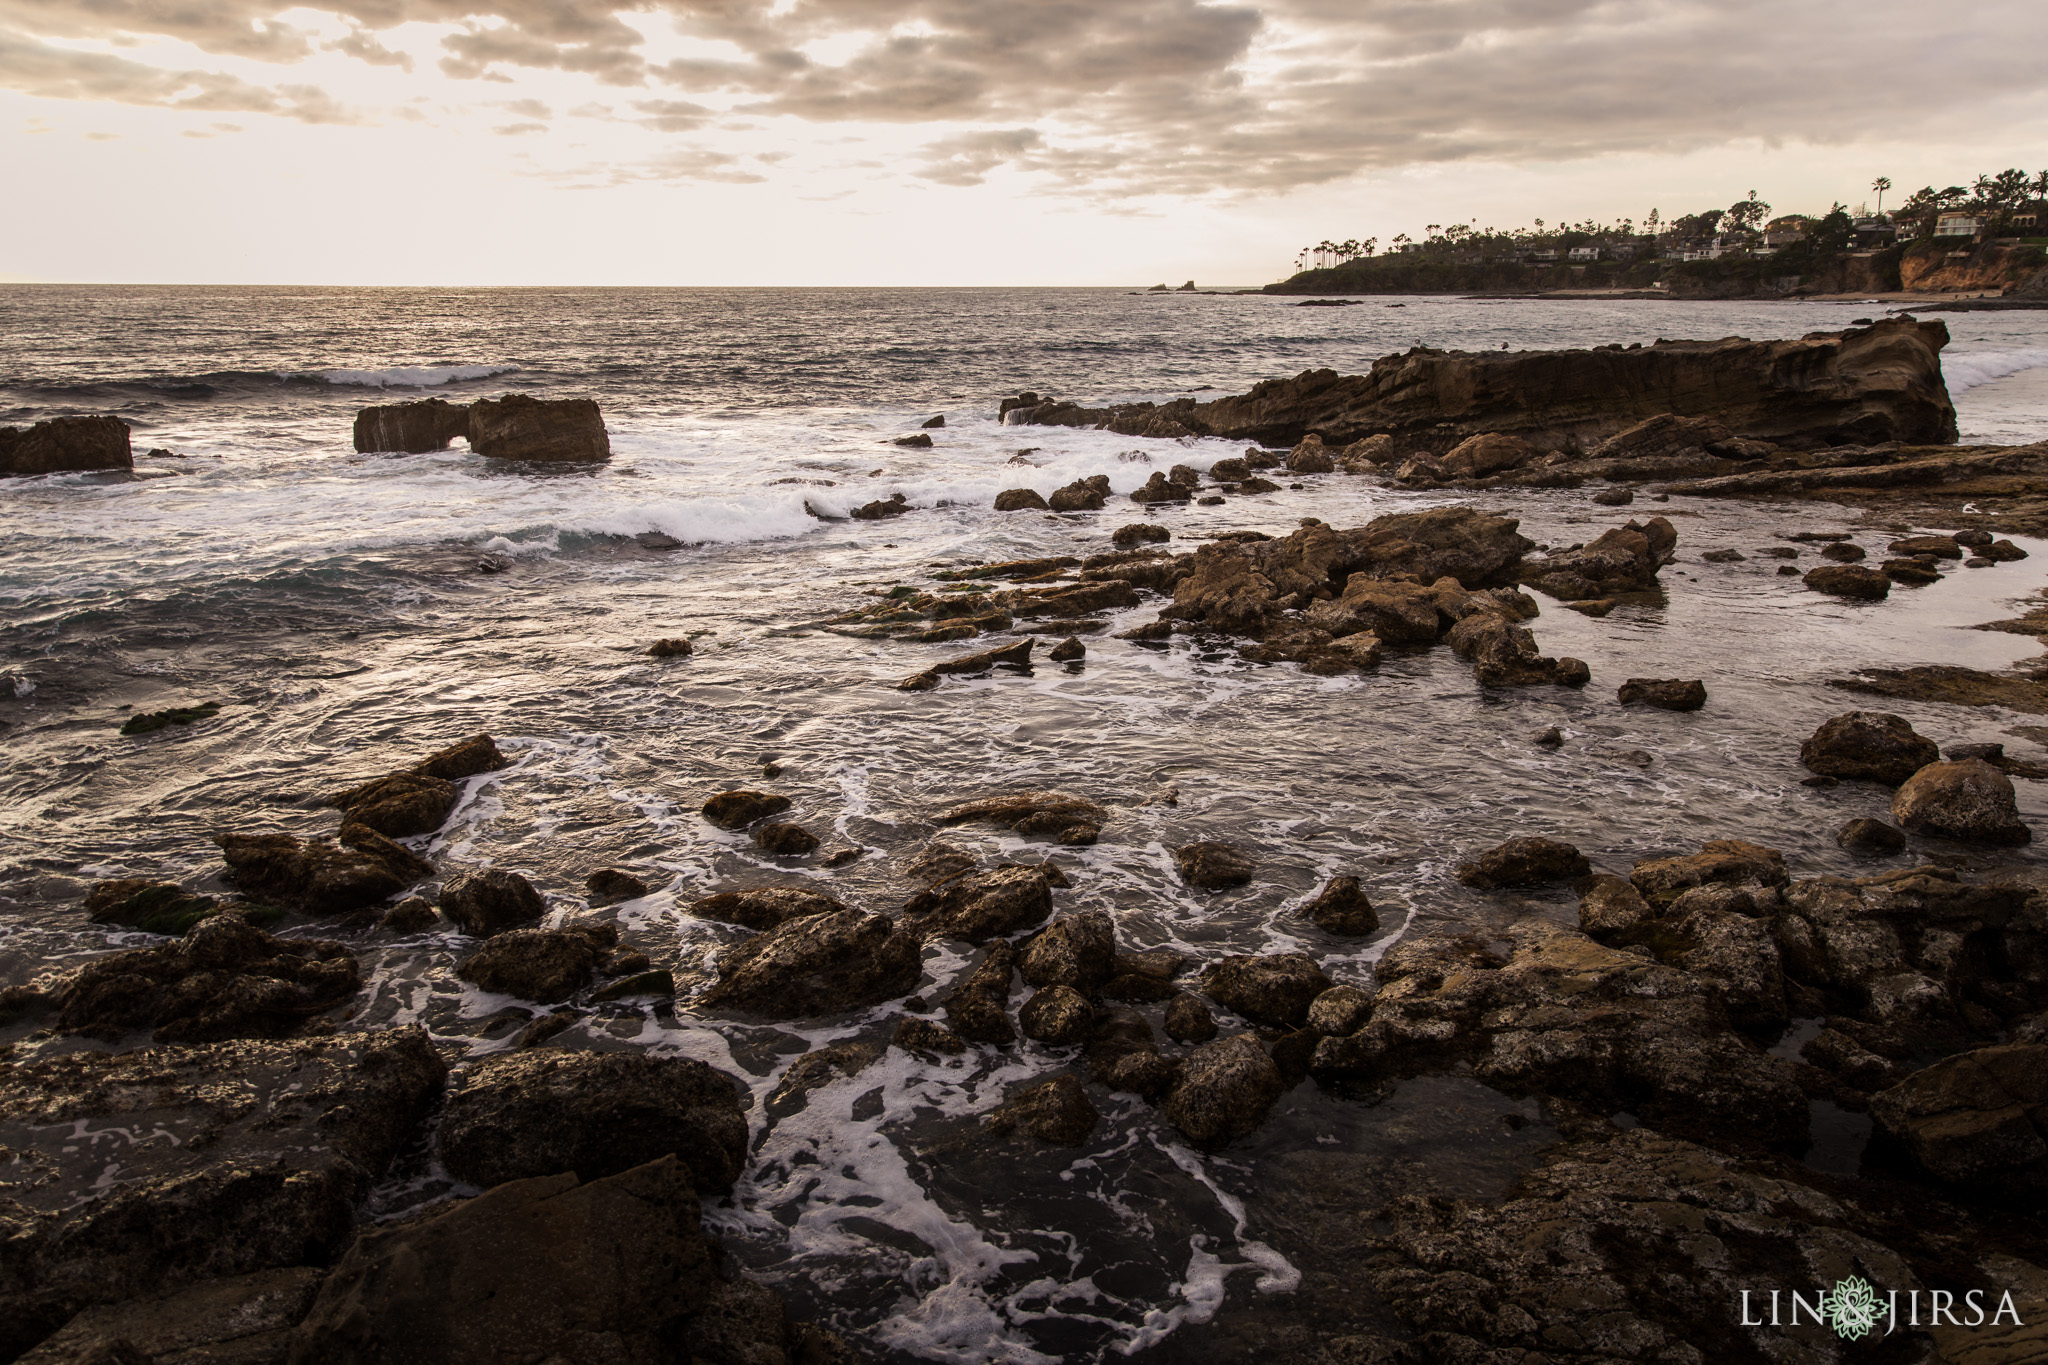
[1934, 213, 1983, 237]
[1566, 246, 1600, 262]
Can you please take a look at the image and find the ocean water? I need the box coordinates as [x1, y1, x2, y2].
[4, 286, 2048, 1361]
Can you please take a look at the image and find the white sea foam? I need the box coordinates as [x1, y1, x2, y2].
[1945, 348, 2048, 394]
[303, 364, 518, 388]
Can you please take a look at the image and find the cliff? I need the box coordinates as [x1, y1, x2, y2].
[1899, 242, 2047, 294]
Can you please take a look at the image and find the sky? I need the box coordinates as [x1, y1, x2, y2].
[4, 0, 2047, 286]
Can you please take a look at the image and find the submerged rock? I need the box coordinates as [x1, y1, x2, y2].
[467, 393, 610, 462]
[1175, 841, 1255, 889]
[754, 822, 819, 856]
[439, 1050, 748, 1192]
[936, 790, 1107, 843]
[699, 908, 921, 1017]
[584, 868, 651, 904]
[0, 414, 133, 477]
[1892, 759, 2031, 844]
[1837, 817, 1908, 853]
[1800, 710, 1940, 785]
[438, 868, 546, 937]
[701, 790, 793, 829]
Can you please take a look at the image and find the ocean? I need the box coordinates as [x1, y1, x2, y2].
[5, 286, 2048, 1361]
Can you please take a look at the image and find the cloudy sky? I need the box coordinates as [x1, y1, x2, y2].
[4, 0, 2046, 285]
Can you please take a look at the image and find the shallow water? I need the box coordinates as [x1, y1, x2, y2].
[5, 287, 2048, 1361]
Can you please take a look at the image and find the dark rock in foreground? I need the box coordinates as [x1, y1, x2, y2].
[1200, 953, 1332, 1028]
[438, 1050, 748, 1193]
[1800, 710, 1940, 785]
[0, 415, 133, 477]
[691, 885, 843, 929]
[467, 394, 610, 462]
[901, 866, 1054, 943]
[1870, 1043, 2048, 1198]
[1162, 1035, 1283, 1143]
[699, 908, 921, 1017]
[438, 867, 546, 936]
[457, 926, 602, 1001]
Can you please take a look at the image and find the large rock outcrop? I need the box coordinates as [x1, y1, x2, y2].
[350, 398, 471, 454]
[1005, 318, 1956, 451]
[466, 394, 611, 462]
[0, 415, 133, 476]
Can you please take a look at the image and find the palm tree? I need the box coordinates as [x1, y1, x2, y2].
[1871, 176, 1892, 215]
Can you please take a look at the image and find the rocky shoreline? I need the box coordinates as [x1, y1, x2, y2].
[7, 319, 2048, 1364]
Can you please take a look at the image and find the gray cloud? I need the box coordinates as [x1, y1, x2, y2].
[0, 27, 359, 123]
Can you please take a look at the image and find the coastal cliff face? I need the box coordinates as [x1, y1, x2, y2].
[1900, 241, 2048, 294]
[1008, 318, 1957, 451]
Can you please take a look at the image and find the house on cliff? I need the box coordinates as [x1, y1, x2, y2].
[1935, 212, 1984, 239]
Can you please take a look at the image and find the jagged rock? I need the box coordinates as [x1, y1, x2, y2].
[457, 927, 604, 1002]
[1805, 564, 1891, 599]
[701, 790, 792, 829]
[585, 868, 651, 904]
[754, 822, 819, 856]
[699, 908, 921, 1017]
[993, 488, 1048, 511]
[0, 415, 133, 476]
[1300, 876, 1380, 936]
[1838, 817, 1908, 853]
[1520, 517, 1676, 600]
[1163, 992, 1218, 1043]
[1175, 841, 1255, 889]
[854, 492, 910, 519]
[688, 886, 843, 930]
[216, 825, 432, 916]
[1200, 954, 1332, 1028]
[53, 913, 359, 1043]
[942, 943, 1016, 1044]
[1616, 677, 1706, 711]
[1576, 873, 1656, 939]
[1629, 838, 1786, 906]
[1286, 434, 1337, 473]
[901, 866, 1053, 943]
[351, 398, 470, 454]
[467, 394, 610, 462]
[1048, 635, 1085, 662]
[1047, 475, 1110, 511]
[936, 790, 1107, 843]
[1590, 412, 1734, 464]
[438, 868, 546, 937]
[0, 1029, 445, 1359]
[1870, 1044, 2048, 1197]
[985, 1075, 1099, 1145]
[1443, 611, 1589, 687]
[1456, 836, 1590, 888]
[1800, 710, 1941, 785]
[328, 772, 457, 838]
[1162, 1035, 1283, 1143]
[1018, 985, 1094, 1045]
[439, 1050, 747, 1192]
[1306, 985, 1374, 1036]
[1892, 759, 2031, 844]
[1987, 538, 2030, 561]
[1017, 911, 1115, 990]
[1345, 507, 1534, 586]
[1440, 431, 1534, 477]
[1130, 470, 1194, 504]
[896, 638, 1033, 690]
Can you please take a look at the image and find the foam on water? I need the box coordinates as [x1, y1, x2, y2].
[302, 363, 520, 388]
[1945, 347, 2048, 394]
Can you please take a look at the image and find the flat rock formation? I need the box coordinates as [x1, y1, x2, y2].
[1004, 318, 1954, 453]
[0, 415, 133, 476]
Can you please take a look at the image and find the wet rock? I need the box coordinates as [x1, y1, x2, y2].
[1804, 563, 1891, 599]
[467, 393, 609, 462]
[1591, 486, 1634, 506]
[80, 878, 227, 936]
[647, 636, 693, 658]
[895, 637, 1034, 689]
[901, 866, 1053, 943]
[1439, 432, 1533, 477]
[754, 822, 819, 856]
[1590, 412, 1735, 464]
[985, 1075, 1099, 1145]
[853, 492, 911, 519]
[1018, 985, 1094, 1045]
[380, 896, 438, 934]
[1455, 836, 1590, 889]
[1286, 434, 1337, 473]
[1163, 992, 1218, 1043]
[352, 397, 470, 454]
[1534, 725, 1563, 747]
[1335, 434, 1396, 470]
[1443, 611, 1589, 688]
[1616, 677, 1706, 711]
[411, 734, 509, 782]
[1870, 1044, 2048, 1196]
[1112, 522, 1172, 547]
[0, 1029, 445, 1358]
[904, 840, 976, 886]
[1162, 1035, 1284, 1144]
[700, 908, 921, 1017]
[942, 943, 1016, 1044]
[1892, 759, 2031, 844]
[53, 913, 360, 1044]
[0, 414, 133, 476]
[1629, 838, 1786, 906]
[893, 1017, 968, 1057]
[1520, 517, 1676, 600]
[216, 825, 432, 916]
[1575, 873, 1656, 940]
[1890, 534, 1963, 559]
[1302, 876, 1380, 936]
[1086, 1009, 1183, 1101]
[1839, 818, 1908, 853]
[701, 790, 792, 829]
[1800, 710, 1941, 785]
[1883, 556, 1942, 585]
[1987, 538, 2029, 561]
[1048, 635, 1085, 662]
[1130, 470, 1193, 504]
[936, 789, 1107, 843]
[118, 701, 225, 737]
[993, 487, 1048, 511]
[1822, 541, 1867, 562]
[1017, 910, 1116, 990]
[1307, 984, 1373, 1036]
[1047, 475, 1110, 512]
[329, 771, 458, 839]
[1200, 953, 1332, 1028]
[584, 868, 651, 904]
[1175, 841, 1255, 889]
[1348, 506, 1535, 586]
[438, 868, 545, 937]
[688, 885, 843, 930]
[457, 927, 603, 1002]
[591, 969, 673, 1002]
[439, 1049, 747, 1193]
[1700, 548, 1745, 562]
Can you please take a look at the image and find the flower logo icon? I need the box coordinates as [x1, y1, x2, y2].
[1824, 1277, 1882, 1340]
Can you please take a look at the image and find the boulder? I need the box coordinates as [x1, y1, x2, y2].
[647, 637, 692, 657]
[941, 943, 1016, 1044]
[1285, 434, 1336, 473]
[1161, 1035, 1284, 1144]
[1520, 518, 1676, 600]
[350, 398, 470, 454]
[984, 1075, 1099, 1145]
[1047, 476, 1110, 512]
[1347, 507, 1533, 586]
[1112, 522, 1172, 547]
[456, 927, 601, 1002]
[1175, 841, 1255, 889]
[1200, 954, 1332, 1028]
[411, 734, 510, 782]
[1591, 487, 1634, 506]
[1018, 986, 1094, 1045]
[438, 868, 546, 936]
[1892, 759, 2031, 844]
[216, 825, 431, 916]
[904, 841, 977, 885]
[688, 885, 843, 930]
[1017, 911, 1116, 990]
[1440, 431, 1535, 477]
[901, 866, 1053, 943]
[438, 1050, 747, 1192]
[1869, 1044, 2048, 1196]
[853, 493, 910, 519]
[936, 790, 1107, 843]
[1130, 471, 1193, 504]
[584, 868, 651, 904]
[1804, 564, 1891, 599]
[1456, 836, 1591, 889]
[1616, 678, 1706, 711]
[1086, 1008, 1182, 1101]
[1629, 839, 1786, 906]
[1838, 817, 1908, 853]
[81, 878, 227, 936]
[1443, 611, 1589, 688]
[466, 394, 610, 462]
[699, 908, 921, 1017]
[1889, 534, 1962, 559]
[381, 896, 439, 933]
[1048, 635, 1085, 662]
[329, 772, 457, 839]
[0, 1029, 445, 1359]
[1800, 711, 1940, 785]
[754, 822, 819, 856]
[1301, 876, 1380, 936]
[993, 488, 1048, 511]
[1307, 984, 1374, 1036]
[894, 1018, 967, 1057]
[53, 913, 359, 1044]
[0, 415, 133, 477]
[1822, 541, 1867, 561]
[1163, 992, 1218, 1043]
[701, 790, 792, 829]
[1575, 874, 1656, 940]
